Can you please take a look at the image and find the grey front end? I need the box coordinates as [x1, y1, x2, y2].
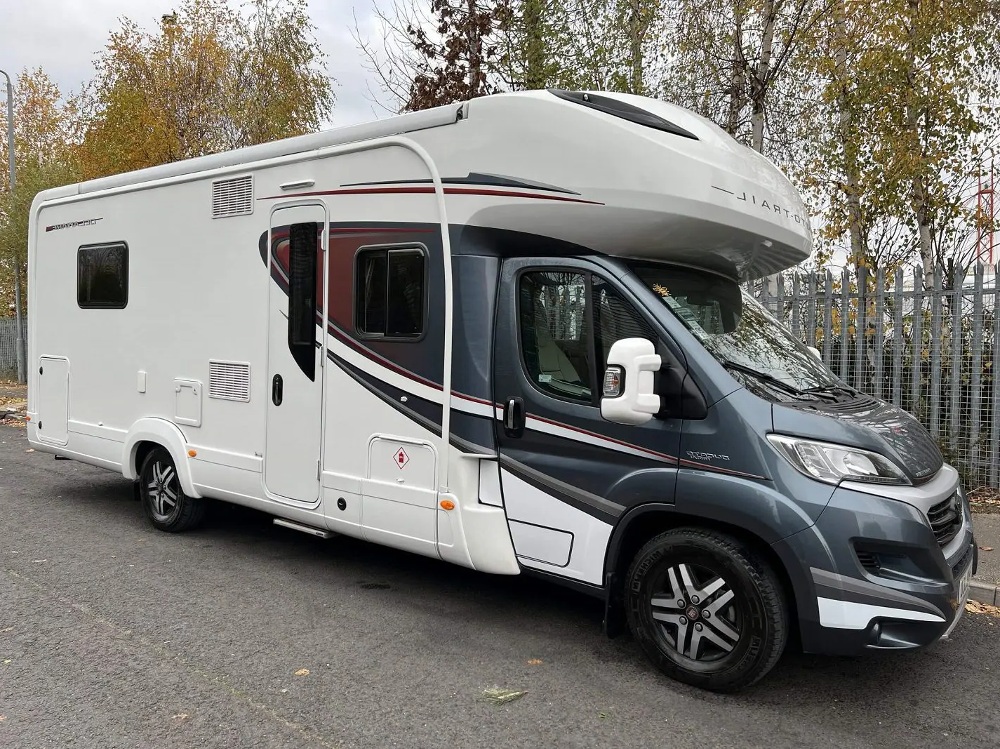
[615, 259, 977, 656]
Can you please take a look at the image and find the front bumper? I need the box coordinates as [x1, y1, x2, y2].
[773, 467, 976, 656]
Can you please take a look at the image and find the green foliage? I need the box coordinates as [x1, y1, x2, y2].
[77, 0, 334, 179]
[0, 69, 79, 316]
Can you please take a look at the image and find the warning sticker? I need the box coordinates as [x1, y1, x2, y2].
[394, 447, 410, 469]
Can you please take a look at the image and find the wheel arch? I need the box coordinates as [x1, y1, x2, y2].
[602, 503, 803, 643]
[122, 418, 201, 498]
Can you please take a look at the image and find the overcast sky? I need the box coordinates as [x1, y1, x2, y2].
[0, 0, 394, 127]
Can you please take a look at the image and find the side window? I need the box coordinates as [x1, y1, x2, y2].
[78, 242, 128, 309]
[518, 271, 592, 403]
[593, 277, 657, 375]
[356, 247, 425, 339]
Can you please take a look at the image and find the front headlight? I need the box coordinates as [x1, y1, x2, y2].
[767, 435, 910, 485]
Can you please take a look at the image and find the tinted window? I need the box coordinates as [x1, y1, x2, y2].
[287, 222, 319, 380]
[593, 276, 657, 373]
[78, 243, 128, 309]
[356, 247, 424, 338]
[519, 271, 592, 403]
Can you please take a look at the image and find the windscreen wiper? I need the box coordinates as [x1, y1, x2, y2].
[721, 360, 838, 402]
[801, 382, 859, 399]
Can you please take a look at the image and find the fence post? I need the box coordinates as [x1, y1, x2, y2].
[911, 266, 924, 419]
[971, 264, 984, 481]
[948, 264, 964, 460]
[791, 273, 801, 339]
[930, 265, 943, 439]
[892, 268, 904, 407]
[991, 262, 1000, 488]
[874, 267, 885, 400]
[807, 272, 817, 349]
[840, 266, 850, 380]
[823, 270, 834, 365]
[854, 266, 868, 391]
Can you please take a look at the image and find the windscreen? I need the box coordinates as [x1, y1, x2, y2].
[627, 261, 841, 396]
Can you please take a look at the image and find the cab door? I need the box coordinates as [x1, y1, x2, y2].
[491, 258, 682, 586]
[264, 203, 327, 503]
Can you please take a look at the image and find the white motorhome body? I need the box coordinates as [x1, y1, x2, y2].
[31, 90, 974, 692]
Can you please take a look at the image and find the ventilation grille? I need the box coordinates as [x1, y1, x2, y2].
[212, 176, 253, 218]
[927, 493, 962, 547]
[209, 360, 251, 402]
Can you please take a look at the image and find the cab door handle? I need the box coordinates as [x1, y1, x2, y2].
[503, 396, 525, 438]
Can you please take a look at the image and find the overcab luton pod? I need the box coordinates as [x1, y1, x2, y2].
[28, 90, 976, 691]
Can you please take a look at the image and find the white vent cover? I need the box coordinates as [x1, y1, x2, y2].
[209, 360, 251, 402]
[211, 175, 253, 218]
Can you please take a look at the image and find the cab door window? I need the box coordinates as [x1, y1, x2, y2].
[593, 276, 657, 373]
[518, 270, 658, 406]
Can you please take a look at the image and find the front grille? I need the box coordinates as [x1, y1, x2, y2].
[856, 550, 881, 574]
[927, 493, 962, 547]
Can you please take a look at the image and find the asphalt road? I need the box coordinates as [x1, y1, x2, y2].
[2, 424, 998, 749]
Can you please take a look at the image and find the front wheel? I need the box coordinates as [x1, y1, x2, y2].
[625, 528, 788, 692]
[139, 447, 206, 533]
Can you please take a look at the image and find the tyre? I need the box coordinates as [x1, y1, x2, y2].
[138, 447, 206, 533]
[625, 527, 788, 692]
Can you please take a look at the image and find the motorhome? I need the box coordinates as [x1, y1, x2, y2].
[27, 90, 977, 691]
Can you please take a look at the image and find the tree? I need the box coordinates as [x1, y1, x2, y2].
[77, 0, 334, 179]
[803, 0, 1000, 277]
[660, 0, 826, 156]
[0, 68, 79, 318]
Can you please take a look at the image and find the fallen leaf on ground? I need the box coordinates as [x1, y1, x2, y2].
[294, 668, 310, 676]
[25, 448, 33, 453]
[481, 687, 526, 705]
[526, 659, 543, 665]
[0, 715, 6, 721]
[171, 713, 188, 721]
[979, 546, 994, 552]
[966, 600, 1000, 617]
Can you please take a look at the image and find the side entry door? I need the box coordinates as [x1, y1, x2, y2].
[264, 203, 327, 503]
[492, 258, 682, 586]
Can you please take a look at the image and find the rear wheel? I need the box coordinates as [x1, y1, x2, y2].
[139, 447, 205, 532]
[625, 527, 787, 692]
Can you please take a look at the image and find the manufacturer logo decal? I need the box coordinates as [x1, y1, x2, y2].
[712, 185, 805, 225]
[394, 447, 410, 469]
[45, 217, 104, 232]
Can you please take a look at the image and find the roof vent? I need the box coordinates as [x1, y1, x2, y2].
[212, 175, 253, 218]
[209, 360, 251, 402]
[547, 89, 699, 141]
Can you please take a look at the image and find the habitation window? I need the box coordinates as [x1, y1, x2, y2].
[78, 242, 128, 309]
[356, 247, 425, 338]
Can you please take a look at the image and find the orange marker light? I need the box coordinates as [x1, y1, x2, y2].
[187, 449, 197, 458]
[24, 415, 31, 421]
[439, 499, 455, 511]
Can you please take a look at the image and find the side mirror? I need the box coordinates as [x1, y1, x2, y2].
[807, 346, 822, 361]
[601, 338, 662, 425]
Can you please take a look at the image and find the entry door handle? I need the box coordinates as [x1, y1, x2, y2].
[272, 374, 283, 406]
[503, 396, 525, 438]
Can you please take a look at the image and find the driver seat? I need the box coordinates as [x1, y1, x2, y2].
[534, 306, 581, 383]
